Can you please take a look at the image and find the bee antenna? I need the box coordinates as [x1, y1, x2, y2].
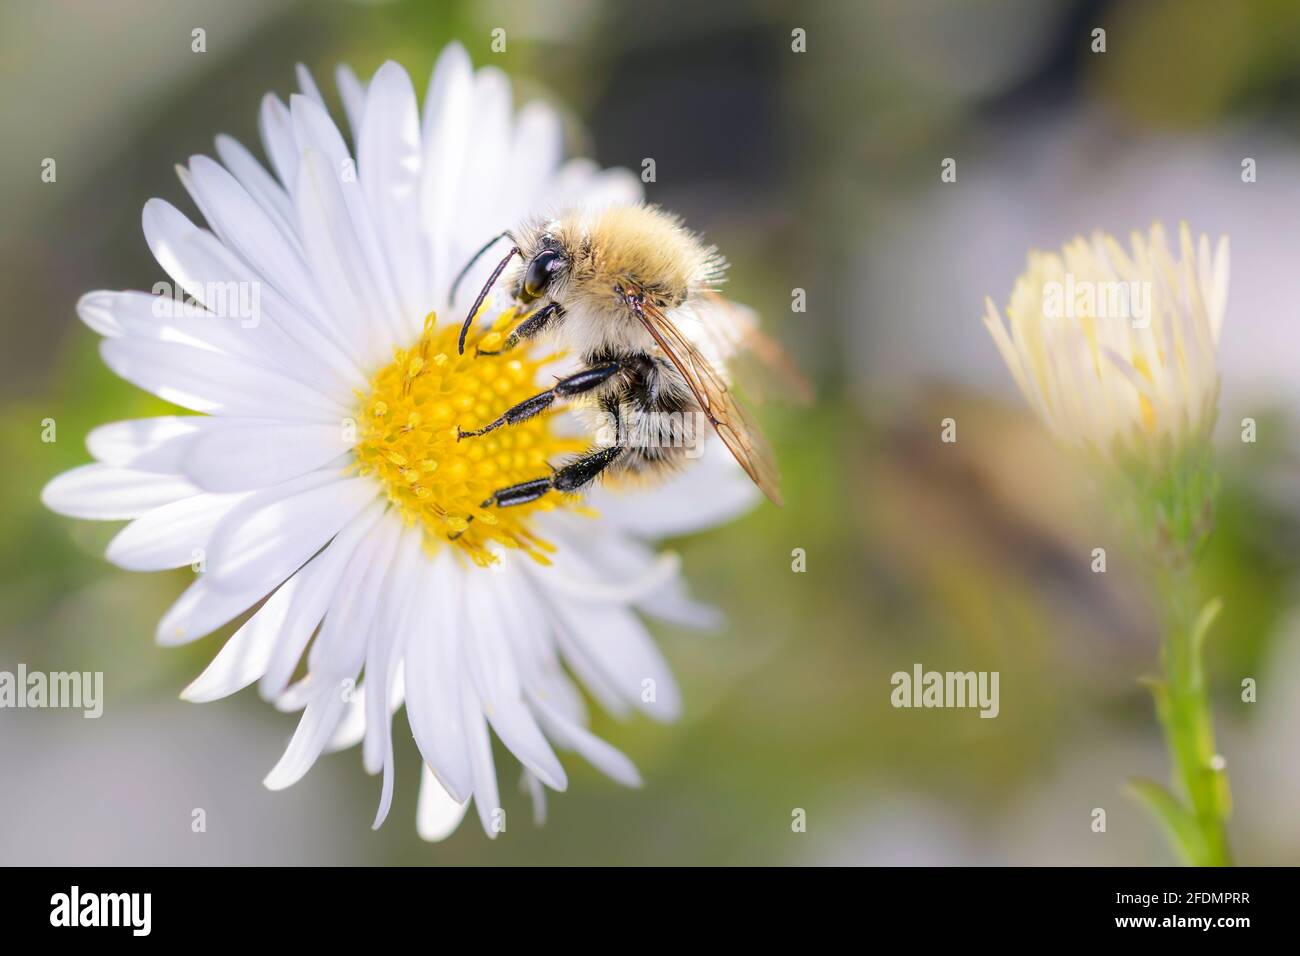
[450, 231, 510, 305]
[457, 246, 519, 355]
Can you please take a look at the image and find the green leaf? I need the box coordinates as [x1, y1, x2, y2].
[1138, 676, 1170, 726]
[1127, 777, 1205, 865]
[1191, 597, 1224, 656]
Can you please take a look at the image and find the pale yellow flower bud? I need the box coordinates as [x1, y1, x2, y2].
[983, 222, 1228, 465]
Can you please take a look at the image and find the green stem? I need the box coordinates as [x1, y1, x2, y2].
[1155, 566, 1233, 866]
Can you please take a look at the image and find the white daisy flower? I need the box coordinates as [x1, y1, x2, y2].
[42, 45, 758, 840]
[983, 222, 1228, 464]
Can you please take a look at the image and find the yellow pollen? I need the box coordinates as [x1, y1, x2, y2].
[353, 311, 584, 566]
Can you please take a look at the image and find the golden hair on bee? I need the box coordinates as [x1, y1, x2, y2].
[524, 203, 729, 314]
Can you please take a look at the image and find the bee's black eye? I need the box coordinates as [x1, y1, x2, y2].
[523, 250, 561, 299]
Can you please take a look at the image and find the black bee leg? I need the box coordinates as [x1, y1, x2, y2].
[552, 445, 626, 493]
[476, 303, 563, 356]
[486, 478, 555, 509]
[486, 446, 626, 508]
[457, 391, 556, 440]
[458, 362, 624, 439]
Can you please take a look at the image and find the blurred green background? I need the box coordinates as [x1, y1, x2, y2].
[3, 0, 1300, 865]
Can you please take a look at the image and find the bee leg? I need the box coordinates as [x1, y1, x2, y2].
[551, 445, 626, 493]
[476, 303, 563, 356]
[458, 362, 624, 439]
[485, 477, 555, 509]
[487, 446, 626, 508]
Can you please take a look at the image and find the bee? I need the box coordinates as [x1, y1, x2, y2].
[454, 202, 794, 512]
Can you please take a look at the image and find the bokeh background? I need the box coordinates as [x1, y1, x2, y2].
[3, 0, 1300, 865]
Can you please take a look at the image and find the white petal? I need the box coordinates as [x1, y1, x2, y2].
[263, 682, 349, 791]
[100, 337, 348, 423]
[258, 94, 299, 195]
[588, 441, 759, 538]
[417, 763, 469, 842]
[178, 156, 327, 324]
[138, 199, 365, 395]
[262, 515, 400, 790]
[543, 522, 721, 628]
[485, 553, 582, 713]
[181, 556, 309, 701]
[453, 67, 512, 246]
[291, 94, 405, 345]
[77, 289, 266, 365]
[463, 572, 567, 791]
[154, 568, 284, 647]
[295, 62, 327, 110]
[74, 290, 130, 337]
[213, 133, 299, 245]
[419, 42, 474, 306]
[359, 61, 427, 335]
[204, 471, 378, 594]
[531, 693, 642, 788]
[168, 161, 360, 390]
[180, 421, 353, 492]
[462, 682, 501, 839]
[274, 677, 316, 713]
[545, 158, 643, 212]
[335, 64, 367, 140]
[42, 464, 199, 520]
[85, 416, 211, 471]
[306, 509, 402, 680]
[533, 583, 630, 721]
[328, 683, 369, 753]
[635, 575, 723, 630]
[331, 666, 410, 753]
[257, 498, 387, 699]
[106, 490, 248, 572]
[503, 101, 563, 220]
[540, 585, 682, 722]
[367, 527, 427, 829]
[404, 550, 473, 802]
[520, 653, 590, 729]
[521, 769, 547, 826]
[294, 147, 399, 370]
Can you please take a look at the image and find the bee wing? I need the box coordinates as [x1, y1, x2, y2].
[634, 296, 785, 506]
[693, 292, 813, 405]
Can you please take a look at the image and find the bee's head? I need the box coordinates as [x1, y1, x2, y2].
[455, 219, 570, 355]
[515, 238, 568, 305]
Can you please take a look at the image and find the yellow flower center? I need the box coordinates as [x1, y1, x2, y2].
[352, 311, 584, 566]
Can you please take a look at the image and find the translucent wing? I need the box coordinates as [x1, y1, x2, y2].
[632, 293, 784, 506]
[693, 292, 813, 406]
